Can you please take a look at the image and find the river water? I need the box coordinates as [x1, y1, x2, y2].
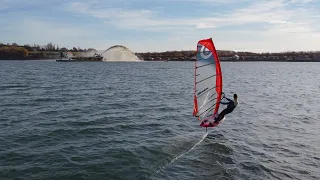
[0, 60, 319, 180]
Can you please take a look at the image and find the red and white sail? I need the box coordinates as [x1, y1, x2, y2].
[192, 38, 223, 127]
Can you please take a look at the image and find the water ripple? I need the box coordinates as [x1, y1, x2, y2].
[0, 61, 319, 180]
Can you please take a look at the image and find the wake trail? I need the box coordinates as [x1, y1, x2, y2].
[156, 132, 208, 173]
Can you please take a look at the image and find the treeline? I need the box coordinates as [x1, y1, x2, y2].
[0, 42, 97, 60]
[0, 46, 29, 60]
[1, 42, 320, 61]
[135, 50, 196, 61]
[234, 51, 320, 57]
[0, 42, 96, 52]
[135, 50, 255, 60]
[135, 50, 246, 60]
[136, 50, 320, 58]
[135, 50, 252, 61]
[136, 50, 320, 61]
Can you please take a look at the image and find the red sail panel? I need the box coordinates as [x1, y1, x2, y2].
[193, 95, 198, 117]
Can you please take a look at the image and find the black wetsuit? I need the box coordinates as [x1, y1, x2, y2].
[214, 97, 237, 123]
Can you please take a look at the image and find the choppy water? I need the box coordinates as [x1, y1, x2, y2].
[0, 60, 319, 180]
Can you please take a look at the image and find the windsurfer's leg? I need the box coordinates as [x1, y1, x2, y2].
[216, 108, 234, 123]
[215, 109, 227, 123]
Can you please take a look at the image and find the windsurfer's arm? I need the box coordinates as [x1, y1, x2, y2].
[220, 101, 230, 105]
[224, 97, 233, 102]
[220, 97, 233, 105]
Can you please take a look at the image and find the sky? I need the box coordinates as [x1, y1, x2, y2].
[0, 0, 319, 52]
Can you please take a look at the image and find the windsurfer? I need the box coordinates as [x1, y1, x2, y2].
[214, 93, 238, 123]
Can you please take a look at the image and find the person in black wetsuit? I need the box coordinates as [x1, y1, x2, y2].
[214, 93, 238, 123]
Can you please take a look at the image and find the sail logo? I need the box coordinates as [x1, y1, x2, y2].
[200, 45, 212, 59]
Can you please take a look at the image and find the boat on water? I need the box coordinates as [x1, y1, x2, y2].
[56, 53, 104, 62]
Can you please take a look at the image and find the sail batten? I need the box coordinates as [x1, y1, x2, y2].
[196, 62, 216, 69]
[195, 74, 216, 84]
[193, 38, 223, 127]
[197, 87, 216, 97]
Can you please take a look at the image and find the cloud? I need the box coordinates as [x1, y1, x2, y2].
[196, 23, 216, 29]
[66, 0, 318, 31]
[0, 17, 104, 48]
[289, 0, 316, 3]
[53, 0, 320, 51]
[0, 0, 319, 52]
[267, 20, 291, 24]
[152, 0, 320, 52]
[69, 2, 153, 19]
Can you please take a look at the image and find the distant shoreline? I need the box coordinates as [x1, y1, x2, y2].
[219, 59, 320, 62]
[1, 58, 320, 62]
[1, 43, 319, 62]
[143, 58, 320, 62]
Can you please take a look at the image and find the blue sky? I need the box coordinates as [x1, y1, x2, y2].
[0, 0, 319, 52]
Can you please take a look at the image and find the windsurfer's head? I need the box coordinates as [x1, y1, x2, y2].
[234, 94, 238, 100]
